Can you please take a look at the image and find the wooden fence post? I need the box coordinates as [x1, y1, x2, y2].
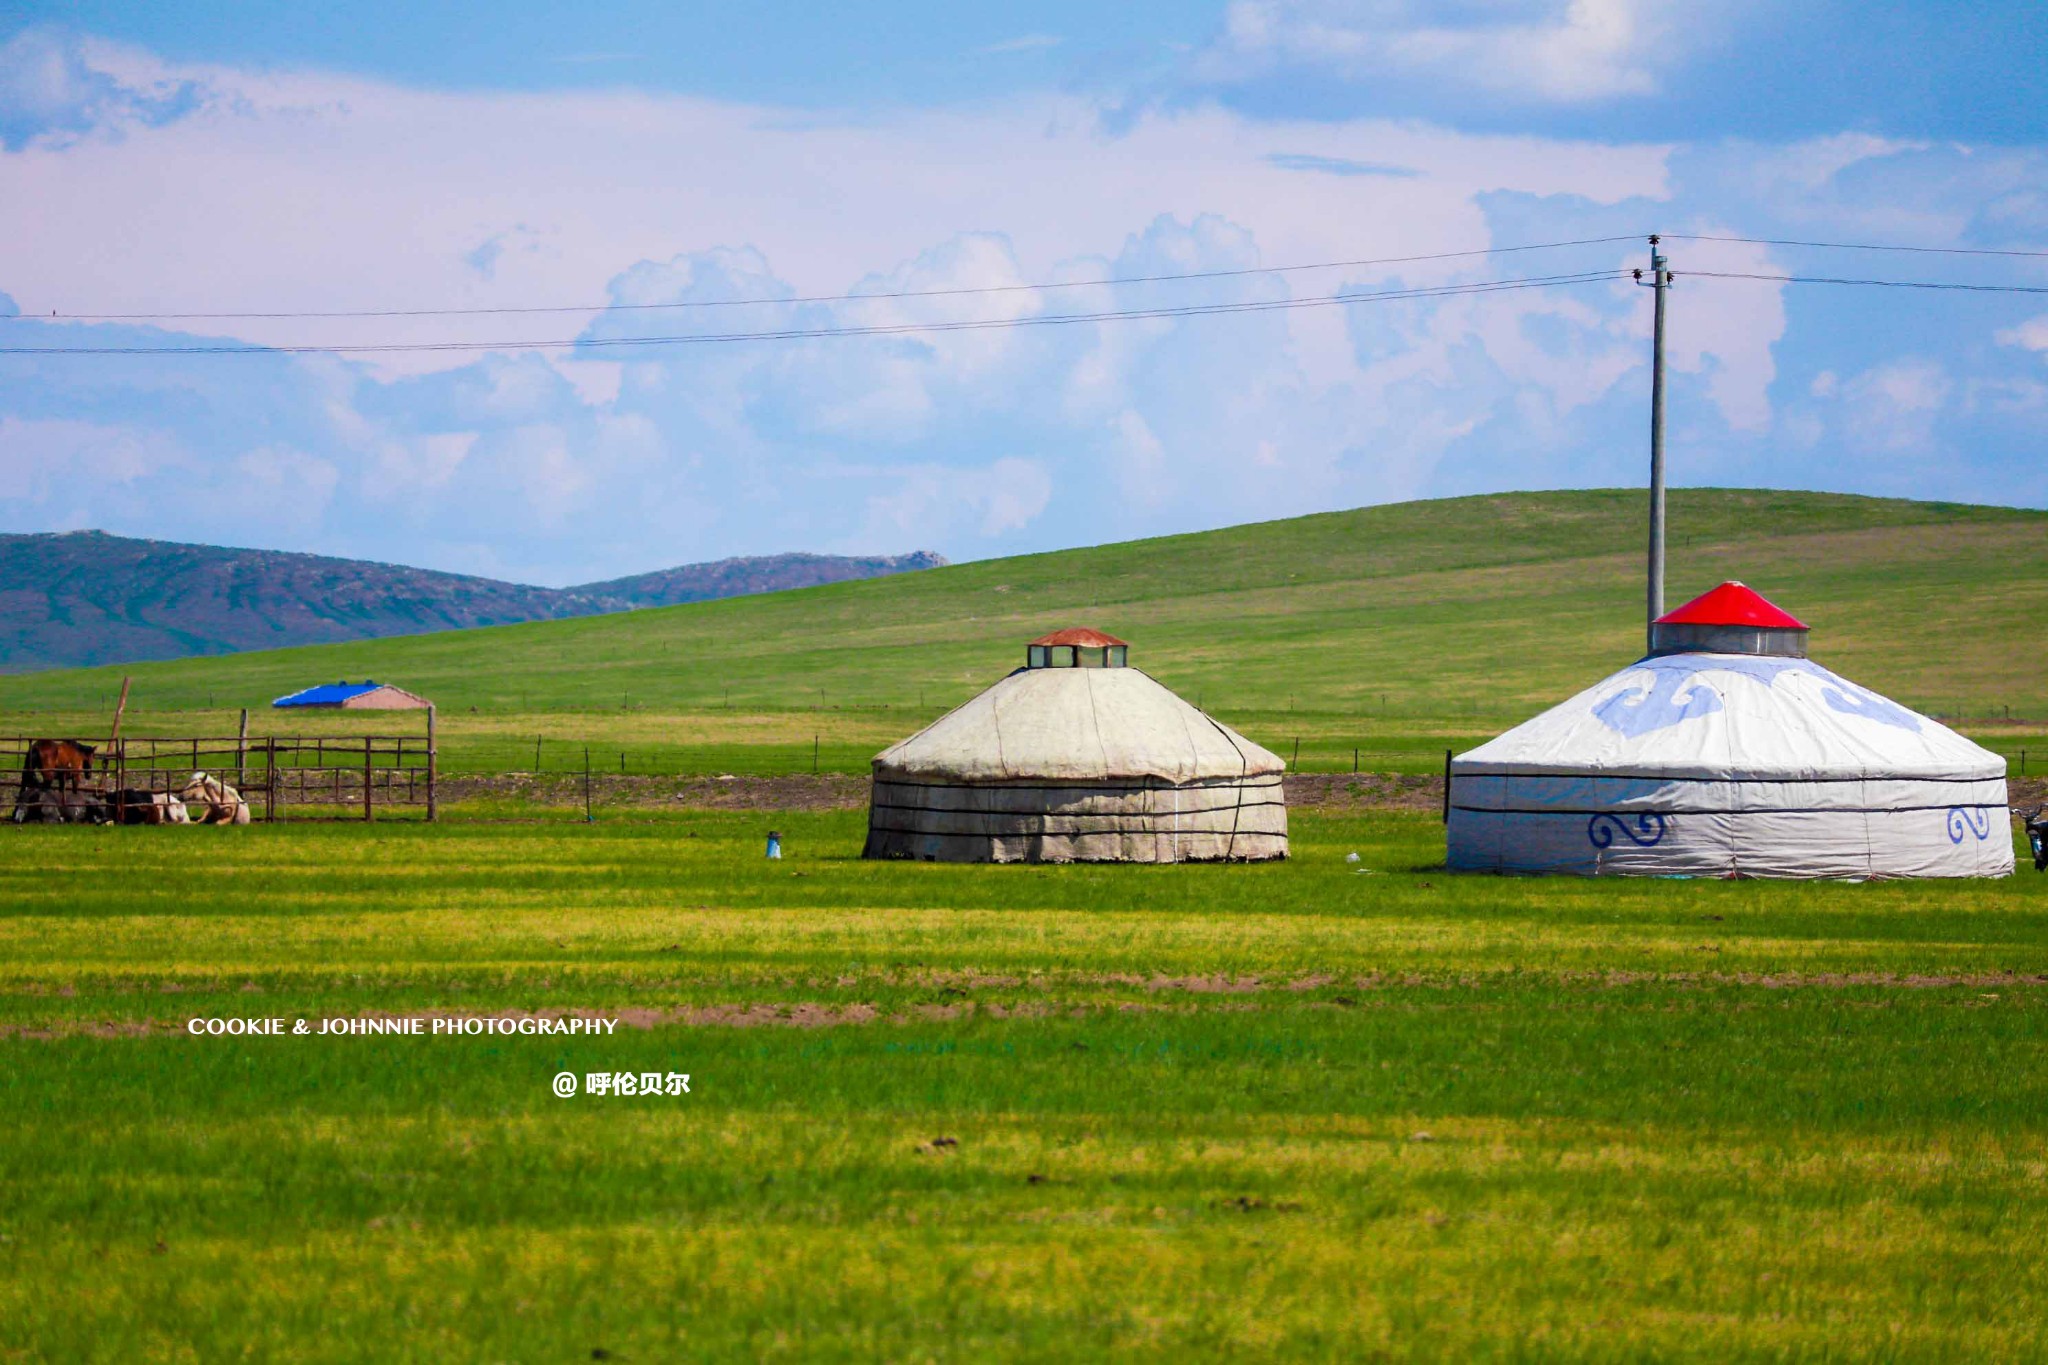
[426, 706, 438, 823]
[1441, 749, 1452, 825]
[236, 709, 249, 793]
[266, 737, 277, 822]
[363, 738, 374, 822]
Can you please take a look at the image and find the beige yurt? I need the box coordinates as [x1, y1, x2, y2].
[863, 629, 1287, 863]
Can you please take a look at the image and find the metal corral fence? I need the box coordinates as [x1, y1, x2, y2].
[2, 725, 438, 822]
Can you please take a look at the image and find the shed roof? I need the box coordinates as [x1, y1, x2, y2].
[273, 680, 388, 707]
[1029, 627, 1128, 648]
[1654, 582, 1807, 631]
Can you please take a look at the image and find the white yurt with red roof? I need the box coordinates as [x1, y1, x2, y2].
[1447, 583, 2012, 878]
[864, 629, 1287, 863]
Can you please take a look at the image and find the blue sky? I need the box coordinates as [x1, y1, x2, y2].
[1, 3, 2045, 583]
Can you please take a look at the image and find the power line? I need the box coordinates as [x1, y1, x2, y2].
[0, 270, 1629, 357]
[10, 257, 2041, 360]
[13, 231, 2046, 326]
[1668, 233, 2048, 260]
[1683, 269, 2048, 295]
[7, 236, 1645, 323]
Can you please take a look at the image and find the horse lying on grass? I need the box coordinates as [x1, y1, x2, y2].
[10, 787, 191, 824]
[12, 786, 107, 823]
[11, 773, 244, 825]
[179, 772, 251, 825]
[108, 790, 191, 825]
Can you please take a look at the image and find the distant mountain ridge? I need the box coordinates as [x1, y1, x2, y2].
[579, 550, 948, 608]
[0, 531, 947, 672]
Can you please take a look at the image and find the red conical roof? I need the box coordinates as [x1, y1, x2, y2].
[1655, 581, 1807, 630]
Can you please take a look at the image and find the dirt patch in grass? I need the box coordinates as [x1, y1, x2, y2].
[439, 772, 872, 811]
[8, 971, 2045, 1040]
[1286, 773, 1444, 812]
[438, 771, 2042, 817]
[434, 771, 1446, 813]
[0, 1019, 172, 1040]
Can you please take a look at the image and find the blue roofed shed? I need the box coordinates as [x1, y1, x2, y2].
[272, 679, 431, 710]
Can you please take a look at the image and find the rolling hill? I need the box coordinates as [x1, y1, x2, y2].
[0, 531, 945, 672]
[4, 489, 2043, 739]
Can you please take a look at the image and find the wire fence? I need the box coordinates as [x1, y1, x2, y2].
[2, 732, 437, 822]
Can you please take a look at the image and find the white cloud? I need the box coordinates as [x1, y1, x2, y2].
[857, 456, 1053, 543]
[1999, 315, 2048, 355]
[0, 27, 204, 149]
[0, 415, 181, 501]
[1659, 231, 1785, 431]
[1, 35, 2044, 576]
[227, 446, 340, 532]
[975, 35, 1064, 56]
[1113, 409, 1170, 507]
[1204, 0, 1681, 105]
[1838, 360, 1952, 455]
[978, 457, 1055, 534]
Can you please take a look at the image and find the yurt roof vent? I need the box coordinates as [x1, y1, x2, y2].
[1027, 627, 1129, 669]
[1650, 581, 1809, 658]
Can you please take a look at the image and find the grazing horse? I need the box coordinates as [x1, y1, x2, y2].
[179, 772, 251, 825]
[11, 739, 97, 823]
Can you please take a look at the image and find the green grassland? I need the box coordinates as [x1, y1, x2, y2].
[6, 488, 2048, 1359]
[3, 488, 2045, 777]
[4, 812, 2048, 1360]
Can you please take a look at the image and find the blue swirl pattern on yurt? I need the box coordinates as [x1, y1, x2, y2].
[1594, 655, 1923, 737]
[1947, 806, 1993, 844]
[1592, 668, 1723, 737]
[1588, 812, 1667, 848]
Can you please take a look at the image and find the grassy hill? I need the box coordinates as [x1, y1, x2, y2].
[3, 488, 2044, 775]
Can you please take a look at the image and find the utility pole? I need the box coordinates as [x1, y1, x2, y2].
[1639, 235, 1671, 652]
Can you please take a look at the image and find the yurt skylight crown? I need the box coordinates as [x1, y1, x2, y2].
[1026, 627, 1129, 670]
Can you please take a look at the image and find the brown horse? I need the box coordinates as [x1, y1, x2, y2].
[11, 739, 98, 823]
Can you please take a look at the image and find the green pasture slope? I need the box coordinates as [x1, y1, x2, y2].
[3, 487, 2046, 776]
[4, 811, 2048, 1359]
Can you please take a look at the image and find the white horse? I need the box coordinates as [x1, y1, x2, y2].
[179, 772, 252, 825]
